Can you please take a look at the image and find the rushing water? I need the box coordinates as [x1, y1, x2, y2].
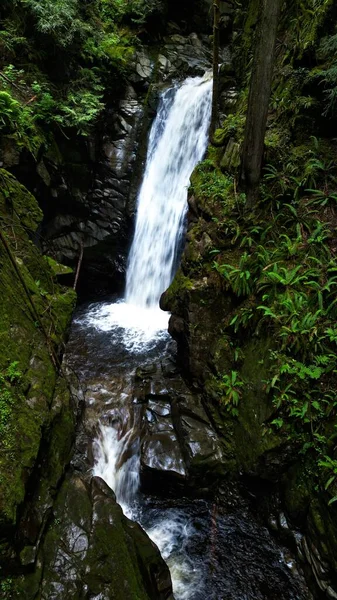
[126, 74, 213, 308]
[66, 74, 310, 600]
[90, 74, 213, 598]
[82, 75, 212, 355]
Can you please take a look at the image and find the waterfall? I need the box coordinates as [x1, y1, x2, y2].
[125, 74, 212, 308]
[85, 73, 212, 349]
[91, 74, 212, 599]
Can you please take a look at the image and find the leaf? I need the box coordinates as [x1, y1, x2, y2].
[271, 375, 279, 388]
[301, 401, 309, 418]
[325, 476, 335, 490]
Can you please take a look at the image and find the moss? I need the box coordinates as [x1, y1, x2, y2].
[223, 338, 282, 472]
[307, 497, 337, 570]
[0, 169, 42, 233]
[283, 460, 314, 524]
[22, 475, 155, 600]
[233, 0, 260, 81]
[161, 268, 193, 313]
[44, 256, 73, 276]
[0, 172, 75, 531]
[190, 163, 235, 218]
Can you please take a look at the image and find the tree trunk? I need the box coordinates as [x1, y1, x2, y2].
[241, 0, 282, 210]
[210, 0, 220, 137]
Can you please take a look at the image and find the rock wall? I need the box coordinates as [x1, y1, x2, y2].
[0, 169, 76, 564]
[0, 3, 231, 300]
[161, 146, 337, 600]
[17, 475, 172, 600]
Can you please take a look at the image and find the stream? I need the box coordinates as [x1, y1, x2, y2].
[65, 75, 311, 599]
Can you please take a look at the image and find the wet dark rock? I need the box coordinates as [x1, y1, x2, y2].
[141, 431, 187, 492]
[17, 474, 173, 600]
[162, 32, 213, 78]
[136, 361, 227, 495]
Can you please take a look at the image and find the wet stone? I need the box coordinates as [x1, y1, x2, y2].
[148, 399, 171, 417]
[141, 432, 187, 492]
[18, 474, 172, 600]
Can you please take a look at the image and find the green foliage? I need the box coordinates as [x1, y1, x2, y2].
[191, 163, 237, 209]
[54, 90, 105, 135]
[0, 91, 22, 128]
[288, 0, 334, 59]
[22, 0, 89, 47]
[317, 31, 337, 114]
[0, 577, 13, 599]
[0, 90, 43, 156]
[0, 362, 22, 440]
[101, 0, 161, 24]
[319, 455, 337, 504]
[209, 122, 337, 493]
[214, 252, 255, 296]
[0, 0, 159, 147]
[220, 370, 244, 416]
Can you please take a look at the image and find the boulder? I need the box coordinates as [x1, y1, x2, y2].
[17, 474, 173, 600]
[135, 360, 226, 494]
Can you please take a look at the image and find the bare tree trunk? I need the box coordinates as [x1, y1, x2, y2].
[241, 0, 282, 210]
[210, 0, 220, 137]
[73, 241, 84, 291]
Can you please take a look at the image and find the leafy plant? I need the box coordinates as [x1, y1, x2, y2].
[220, 371, 244, 416]
[319, 455, 337, 504]
[0, 362, 22, 439]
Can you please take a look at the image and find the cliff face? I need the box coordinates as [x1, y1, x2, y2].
[0, 169, 76, 561]
[0, 0, 223, 299]
[162, 2, 337, 596]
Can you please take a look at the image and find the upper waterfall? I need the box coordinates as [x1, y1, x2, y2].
[84, 74, 212, 350]
[125, 74, 213, 308]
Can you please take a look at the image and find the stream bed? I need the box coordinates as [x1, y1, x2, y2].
[65, 298, 311, 600]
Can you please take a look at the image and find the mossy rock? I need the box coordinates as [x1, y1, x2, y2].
[0, 171, 75, 540]
[44, 256, 73, 276]
[16, 474, 172, 600]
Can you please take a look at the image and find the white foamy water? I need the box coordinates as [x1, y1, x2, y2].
[93, 424, 140, 517]
[92, 74, 212, 599]
[147, 516, 204, 600]
[93, 423, 205, 599]
[81, 300, 169, 353]
[126, 73, 212, 308]
[85, 73, 212, 353]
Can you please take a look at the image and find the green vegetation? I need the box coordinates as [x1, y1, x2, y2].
[0, 0, 161, 151]
[172, 0, 337, 507]
[0, 362, 22, 444]
[194, 140, 337, 500]
[0, 170, 75, 529]
[220, 370, 244, 416]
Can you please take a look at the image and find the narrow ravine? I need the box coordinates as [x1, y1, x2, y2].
[65, 75, 311, 600]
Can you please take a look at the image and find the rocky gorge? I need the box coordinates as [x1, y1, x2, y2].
[1, 0, 337, 599]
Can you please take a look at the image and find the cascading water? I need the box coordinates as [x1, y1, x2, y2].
[90, 74, 212, 599]
[126, 74, 213, 308]
[85, 74, 212, 351]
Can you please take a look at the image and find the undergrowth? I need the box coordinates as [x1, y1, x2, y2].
[0, 0, 162, 149]
[206, 133, 337, 501]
